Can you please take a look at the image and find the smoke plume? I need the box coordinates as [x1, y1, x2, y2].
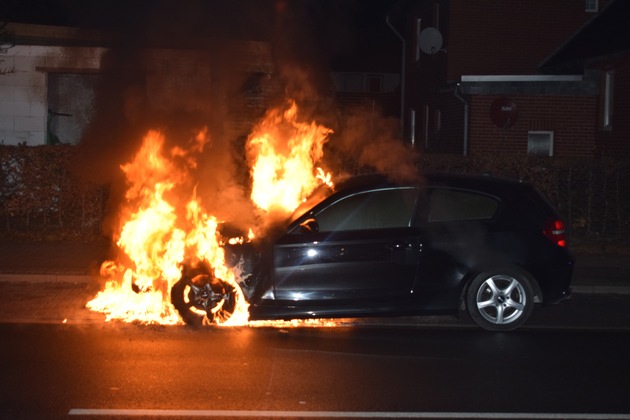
[71, 0, 417, 240]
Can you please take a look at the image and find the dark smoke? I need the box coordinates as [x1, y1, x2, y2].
[72, 1, 280, 236]
[268, 0, 419, 183]
[329, 104, 420, 183]
[70, 0, 415, 240]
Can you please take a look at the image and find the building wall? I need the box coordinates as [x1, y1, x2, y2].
[468, 94, 597, 157]
[419, 91, 465, 154]
[331, 72, 400, 94]
[0, 45, 103, 146]
[447, 0, 602, 79]
[396, 0, 620, 159]
[0, 37, 275, 147]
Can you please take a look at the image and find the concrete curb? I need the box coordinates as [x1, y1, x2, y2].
[572, 285, 630, 295]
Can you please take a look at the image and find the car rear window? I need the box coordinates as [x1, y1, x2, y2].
[427, 188, 499, 222]
[316, 188, 417, 231]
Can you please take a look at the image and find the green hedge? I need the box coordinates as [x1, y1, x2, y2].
[2, 145, 628, 251]
[0, 145, 107, 240]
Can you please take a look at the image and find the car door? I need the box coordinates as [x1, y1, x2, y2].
[411, 187, 501, 296]
[272, 187, 424, 305]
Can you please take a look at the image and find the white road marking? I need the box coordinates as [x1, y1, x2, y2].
[68, 408, 630, 419]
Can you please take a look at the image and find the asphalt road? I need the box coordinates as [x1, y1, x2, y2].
[1, 280, 630, 419]
[1, 322, 630, 419]
[2, 280, 630, 331]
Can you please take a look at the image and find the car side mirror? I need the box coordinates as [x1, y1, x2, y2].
[299, 218, 319, 234]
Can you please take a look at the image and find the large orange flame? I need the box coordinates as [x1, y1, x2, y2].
[87, 100, 335, 326]
[87, 130, 248, 325]
[247, 100, 333, 214]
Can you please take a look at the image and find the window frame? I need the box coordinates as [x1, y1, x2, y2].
[314, 187, 418, 232]
[603, 69, 614, 130]
[367, 74, 383, 93]
[585, 0, 598, 13]
[415, 18, 422, 62]
[527, 131, 554, 157]
[46, 71, 99, 145]
[419, 187, 500, 224]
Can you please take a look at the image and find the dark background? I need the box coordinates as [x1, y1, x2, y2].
[1, 0, 400, 71]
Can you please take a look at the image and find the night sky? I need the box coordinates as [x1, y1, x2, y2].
[2, 0, 401, 71]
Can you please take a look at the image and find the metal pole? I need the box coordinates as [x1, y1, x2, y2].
[454, 83, 468, 156]
[385, 15, 406, 142]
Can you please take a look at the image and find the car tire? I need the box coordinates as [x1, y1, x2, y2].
[171, 267, 237, 326]
[466, 267, 535, 331]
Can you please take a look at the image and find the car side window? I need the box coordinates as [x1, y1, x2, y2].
[315, 188, 417, 232]
[427, 188, 498, 222]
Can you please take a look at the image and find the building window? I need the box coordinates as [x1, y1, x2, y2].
[410, 108, 416, 149]
[527, 131, 554, 156]
[603, 69, 614, 130]
[422, 106, 442, 150]
[585, 0, 598, 12]
[47, 72, 98, 145]
[415, 18, 422, 62]
[423, 105, 429, 149]
[434, 109, 442, 133]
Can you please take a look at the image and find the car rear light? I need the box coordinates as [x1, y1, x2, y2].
[543, 218, 567, 247]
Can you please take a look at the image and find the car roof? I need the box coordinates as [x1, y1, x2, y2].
[288, 172, 557, 231]
[333, 172, 529, 195]
[331, 172, 549, 215]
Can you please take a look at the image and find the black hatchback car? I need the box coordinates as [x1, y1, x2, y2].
[171, 173, 574, 331]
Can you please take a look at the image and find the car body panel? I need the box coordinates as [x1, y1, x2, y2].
[240, 173, 574, 323]
[272, 228, 423, 304]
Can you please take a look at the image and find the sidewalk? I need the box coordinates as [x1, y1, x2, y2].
[0, 239, 110, 277]
[0, 238, 629, 294]
[571, 253, 630, 294]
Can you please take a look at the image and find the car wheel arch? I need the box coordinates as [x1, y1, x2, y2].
[459, 263, 542, 301]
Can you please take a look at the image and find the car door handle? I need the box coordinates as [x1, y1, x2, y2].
[388, 241, 423, 250]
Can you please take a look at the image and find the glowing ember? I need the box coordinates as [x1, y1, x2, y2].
[249, 319, 342, 328]
[87, 99, 337, 327]
[247, 100, 333, 214]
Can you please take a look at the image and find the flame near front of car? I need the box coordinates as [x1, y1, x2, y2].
[86, 100, 335, 327]
[247, 99, 333, 213]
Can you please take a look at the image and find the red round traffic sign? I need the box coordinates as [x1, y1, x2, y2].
[489, 97, 518, 128]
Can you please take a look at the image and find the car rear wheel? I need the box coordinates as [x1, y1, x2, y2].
[466, 268, 534, 331]
[171, 266, 236, 326]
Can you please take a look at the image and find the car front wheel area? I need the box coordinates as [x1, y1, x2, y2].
[466, 268, 535, 331]
[171, 265, 237, 326]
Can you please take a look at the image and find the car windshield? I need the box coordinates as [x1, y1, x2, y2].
[289, 183, 335, 224]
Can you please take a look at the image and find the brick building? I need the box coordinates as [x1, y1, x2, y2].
[386, 0, 624, 159]
[539, 0, 630, 158]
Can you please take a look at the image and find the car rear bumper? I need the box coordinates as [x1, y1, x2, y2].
[538, 252, 574, 305]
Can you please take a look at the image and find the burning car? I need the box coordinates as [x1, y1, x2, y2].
[169, 173, 574, 331]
